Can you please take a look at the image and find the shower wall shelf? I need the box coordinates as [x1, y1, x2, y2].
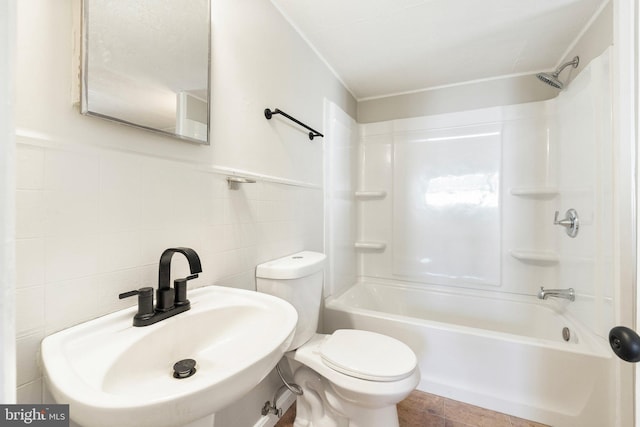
[355, 241, 387, 251]
[511, 187, 559, 199]
[509, 250, 559, 265]
[510, 187, 559, 198]
[355, 191, 387, 200]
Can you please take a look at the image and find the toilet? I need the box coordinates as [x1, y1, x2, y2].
[256, 251, 420, 427]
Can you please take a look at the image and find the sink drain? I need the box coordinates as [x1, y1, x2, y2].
[173, 359, 197, 379]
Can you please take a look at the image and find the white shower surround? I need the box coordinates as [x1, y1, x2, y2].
[323, 48, 616, 426]
[353, 48, 614, 337]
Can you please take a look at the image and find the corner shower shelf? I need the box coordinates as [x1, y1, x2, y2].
[355, 241, 387, 251]
[355, 191, 387, 200]
[510, 250, 559, 265]
[510, 187, 559, 199]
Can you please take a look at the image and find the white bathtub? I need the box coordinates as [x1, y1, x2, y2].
[323, 281, 613, 427]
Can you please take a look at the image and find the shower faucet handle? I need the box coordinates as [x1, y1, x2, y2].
[553, 211, 568, 225]
[553, 209, 579, 238]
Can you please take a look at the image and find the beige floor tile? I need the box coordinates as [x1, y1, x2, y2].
[398, 390, 445, 417]
[399, 402, 445, 427]
[444, 420, 475, 427]
[509, 416, 550, 427]
[400, 411, 446, 427]
[444, 398, 511, 427]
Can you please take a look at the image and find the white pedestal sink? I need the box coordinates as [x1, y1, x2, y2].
[41, 285, 298, 427]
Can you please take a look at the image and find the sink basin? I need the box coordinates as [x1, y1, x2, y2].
[41, 285, 298, 427]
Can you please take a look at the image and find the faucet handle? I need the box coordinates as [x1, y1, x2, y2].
[553, 209, 579, 237]
[118, 286, 153, 300]
[174, 274, 199, 307]
[119, 290, 141, 299]
[119, 287, 155, 321]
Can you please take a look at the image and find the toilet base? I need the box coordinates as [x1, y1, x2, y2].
[292, 366, 401, 427]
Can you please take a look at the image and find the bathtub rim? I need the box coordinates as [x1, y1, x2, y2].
[324, 278, 612, 359]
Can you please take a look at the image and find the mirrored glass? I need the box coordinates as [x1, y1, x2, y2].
[81, 0, 210, 144]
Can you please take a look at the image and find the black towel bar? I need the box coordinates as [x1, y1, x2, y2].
[264, 108, 324, 140]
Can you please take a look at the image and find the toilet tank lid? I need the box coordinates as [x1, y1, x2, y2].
[256, 251, 326, 280]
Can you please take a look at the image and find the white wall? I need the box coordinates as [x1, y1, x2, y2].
[14, 0, 355, 425]
[0, 0, 16, 405]
[357, 74, 558, 123]
[209, 0, 355, 183]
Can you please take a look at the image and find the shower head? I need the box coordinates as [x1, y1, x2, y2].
[536, 56, 580, 90]
[536, 72, 564, 89]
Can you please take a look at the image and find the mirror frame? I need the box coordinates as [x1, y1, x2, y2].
[79, 0, 211, 145]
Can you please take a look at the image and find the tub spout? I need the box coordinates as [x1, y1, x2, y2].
[537, 286, 575, 302]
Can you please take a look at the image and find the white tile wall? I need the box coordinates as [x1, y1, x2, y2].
[14, 139, 323, 403]
[13, 0, 351, 421]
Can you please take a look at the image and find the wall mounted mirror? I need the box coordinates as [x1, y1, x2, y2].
[81, 0, 211, 144]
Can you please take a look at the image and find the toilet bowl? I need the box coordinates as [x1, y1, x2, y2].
[256, 251, 419, 427]
[290, 331, 420, 427]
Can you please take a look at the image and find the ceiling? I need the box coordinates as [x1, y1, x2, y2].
[270, 0, 607, 100]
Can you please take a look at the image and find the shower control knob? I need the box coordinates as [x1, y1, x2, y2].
[553, 209, 579, 238]
[609, 326, 640, 363]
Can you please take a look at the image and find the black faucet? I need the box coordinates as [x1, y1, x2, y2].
[119, 247, 203, 327]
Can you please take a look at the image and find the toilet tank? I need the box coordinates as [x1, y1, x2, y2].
[256, 251, 326, 351]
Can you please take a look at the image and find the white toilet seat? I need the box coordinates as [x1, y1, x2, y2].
[320, 329, 417, 381]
